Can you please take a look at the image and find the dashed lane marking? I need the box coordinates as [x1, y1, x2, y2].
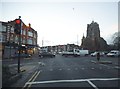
[100, 63, 120, 70]
[75, 68, 78, 70]
[50, 69, 53, 71]
[67, 68, 70, 70]
[81, 68, 85, 70]
[114, 66, 120, 69]
[59, 69, 62, 71]
[99, 67, 102, 69]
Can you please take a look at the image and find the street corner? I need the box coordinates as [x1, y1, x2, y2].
[20, 65, 36, 73]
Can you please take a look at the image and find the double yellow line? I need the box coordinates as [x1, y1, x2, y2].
[22, 71, 41, 89]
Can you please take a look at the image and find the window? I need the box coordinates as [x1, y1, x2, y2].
[0, 34, 6, 42]
[2, 25, 6, 32]
[10, 34, 14, 42]
[22, 37, 26, 44]
[0, 35, 2, 42]
[0, 23, 2, 32]
[28, 31, 33, 37]
[11, 27, 14, 33]
[23, 30, 26, 35]
[27, 38, 32, 44]
[15, 36, 18, 43]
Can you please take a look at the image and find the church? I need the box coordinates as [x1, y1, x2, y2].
[81, 21, 108, 51]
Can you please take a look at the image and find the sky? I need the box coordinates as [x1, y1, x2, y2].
[0, 0, 119, 46]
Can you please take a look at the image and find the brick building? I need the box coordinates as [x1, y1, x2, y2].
[0, 19, 38, 59]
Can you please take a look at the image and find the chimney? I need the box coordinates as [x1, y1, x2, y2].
[29, 23, 31, 27]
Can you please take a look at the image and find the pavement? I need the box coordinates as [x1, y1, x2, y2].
[2, 54, 40, 87]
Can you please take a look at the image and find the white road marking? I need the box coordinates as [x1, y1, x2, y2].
[59, 69, 62, 71]
[25, 77, 120, 85]
[87, 80, 98, 89]
[114, 66, 120, 69]
[22, 71, 38, 89]
[81, 68, 85, 70]
[27, 71, 41, 88]
[68, 68, 70, 70]
[99, 64, 109, 67]
[100, 63, 120, 70]
[91, 68, 95, 70]
[99, 64, 111, 69]
[75, 68, 78, 70]
[38, 62, 45, 66]
[99, 67, 102, 69]
[50, 69, 53, 71]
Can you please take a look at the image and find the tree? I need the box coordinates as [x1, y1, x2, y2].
[112, 32, 120, 50]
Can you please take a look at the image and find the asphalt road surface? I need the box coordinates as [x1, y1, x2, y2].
[21, 55, 119, 89]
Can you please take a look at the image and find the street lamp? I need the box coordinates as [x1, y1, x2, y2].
[7, 21, 12, 59]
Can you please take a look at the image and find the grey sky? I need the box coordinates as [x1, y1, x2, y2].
[1, 1, 118, 46]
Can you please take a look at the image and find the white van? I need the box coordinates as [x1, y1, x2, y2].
[79, 50, 89, 56]
[107, 50, 120, 57]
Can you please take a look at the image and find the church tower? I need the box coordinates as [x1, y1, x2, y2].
[81, 21, 108, 51]
[87, 21, 100, 39]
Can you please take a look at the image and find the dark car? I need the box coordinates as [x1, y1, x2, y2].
[12, 53, 31, 58]
[39, 52, 55, 58]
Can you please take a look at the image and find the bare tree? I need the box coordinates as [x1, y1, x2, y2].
[112, 32, 120, 50]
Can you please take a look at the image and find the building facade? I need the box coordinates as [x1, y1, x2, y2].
[0, 19, 38, 59]
[81, 21, 108, 52]
[40, 44, 79, 53]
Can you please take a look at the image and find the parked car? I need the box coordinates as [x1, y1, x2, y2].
[107, 50, 120, 57]
[91, 52, 105, 57]
[12, 53, 31, 58]
[39, 52, 55, 58]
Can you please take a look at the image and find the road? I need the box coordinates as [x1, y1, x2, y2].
[17, 54, 120, 89]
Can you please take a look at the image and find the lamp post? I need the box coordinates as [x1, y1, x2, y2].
[7, 21, 12, 59]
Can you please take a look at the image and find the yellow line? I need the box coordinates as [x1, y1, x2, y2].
[27, 71, 41, 89]
[22, 71, 38, 89]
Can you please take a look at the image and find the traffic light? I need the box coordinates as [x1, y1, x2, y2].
[14, 19, 21, 34]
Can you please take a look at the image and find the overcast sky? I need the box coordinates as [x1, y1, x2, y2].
[1, 0, 119, 46]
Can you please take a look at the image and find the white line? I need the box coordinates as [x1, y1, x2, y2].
[25, 77, 120, 85]
[75, 68, 78, 70]
[27, 71, 41, 88]
[22, 71, 38, 89]
[87, 80, 98, 89]
[91, 68, 95, 70]
[114, 66, 120, 69]
[81, 68, 85, 70]
[59, 69, 62, 71]
[50, 69, 53, 71]
[68, 68, 70, 70]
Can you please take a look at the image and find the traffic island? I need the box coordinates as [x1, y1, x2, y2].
[99, 61, 112, 64]
[91, 60, 112, 64]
